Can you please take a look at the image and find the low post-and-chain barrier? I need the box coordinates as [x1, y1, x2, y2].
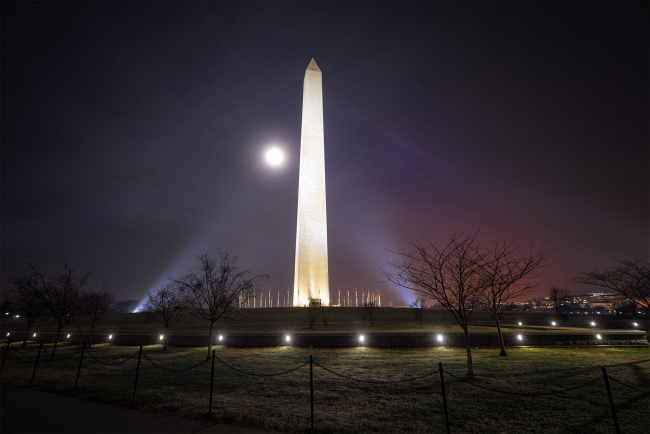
[132, 346, 143, 404]
[2, 341, 648, 433]
[1, 339, 11, 374]
[439, 362, 450, 434]
[30, 341, 44, 384]
[73, 345, 86, 393]
[601, 367, 621, 434]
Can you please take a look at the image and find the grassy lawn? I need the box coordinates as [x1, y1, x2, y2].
[1, 342, 648, 433]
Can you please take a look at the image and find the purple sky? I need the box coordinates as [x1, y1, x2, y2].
[2, 2, 648, 306]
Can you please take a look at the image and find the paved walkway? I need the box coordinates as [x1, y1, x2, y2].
[1, 385, 270, 433]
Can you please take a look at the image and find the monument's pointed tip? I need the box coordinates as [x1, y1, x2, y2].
[307, 58, 321, 72]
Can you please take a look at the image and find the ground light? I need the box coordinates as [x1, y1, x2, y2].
[218, 335, 224, 342]
[551, 321, 557, 326]
[590, 321, 596, 327]
[359, 335, 365, 344]
[108, 334, 113, 340]
[285, 335, 291, 344]
[518, 322, 523, 326]
[436, 334, 444, 343]
[517, 334, 523, 341]
[633, 322, 638, 327]
[596, 334, 602, 340]
[159, 335, 164, 341]
[6, 332, 9, 337]
[66, 334, 70, 339]
[33, 333, 36, 337]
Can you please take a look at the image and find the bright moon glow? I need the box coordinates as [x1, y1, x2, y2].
[265, 147, 284, 166]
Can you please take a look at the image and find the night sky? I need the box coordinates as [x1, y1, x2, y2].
[2, 1, 648, 306]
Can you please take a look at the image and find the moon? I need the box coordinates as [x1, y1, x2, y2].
[265, 147, 284, 166]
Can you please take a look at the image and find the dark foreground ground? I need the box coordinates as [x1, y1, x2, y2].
[1, 384, 271, 433]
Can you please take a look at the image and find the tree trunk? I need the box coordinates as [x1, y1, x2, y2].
[494, 313, 507, 356]
[206, 321, 214, 360]
[51, 326, 63, 360]
[462, 326, 474, 379]
[22, 318, 32, 347]
[163, 326, 168, 351]
[88, 322, 96, 347]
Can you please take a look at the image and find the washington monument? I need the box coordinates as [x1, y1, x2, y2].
[293, 58, 330, 307]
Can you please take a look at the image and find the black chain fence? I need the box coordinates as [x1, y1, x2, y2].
[1, 340, 648, 434]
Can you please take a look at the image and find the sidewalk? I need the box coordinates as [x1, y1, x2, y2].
[1, 385, 270, 433]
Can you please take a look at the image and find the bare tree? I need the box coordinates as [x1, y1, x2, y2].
[381, 233, 484, 379]
[549, 287, 572, 316]
[78, 287, 115, 346]
[481, 240, 550, 356]
[572, 258, 649, 311]
[142, 284, 187, 350]
[176, 250, 268, 359]
[4, 284, 47, 347]
[409, 296, 427, 324]
[14, 263, 89, 359]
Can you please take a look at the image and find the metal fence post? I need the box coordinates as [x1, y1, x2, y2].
[439, 362, 450, 434]
[310, 354, 314, 434]
[209, 349, 216, 413]
[30, 341, 44, 384]
[74, 344, 86, 393]
[601, 367, 621, 434]
[132, 345, 143, 404]
[1, 338, 11, 375]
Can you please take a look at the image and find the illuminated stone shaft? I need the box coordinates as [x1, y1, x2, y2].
[293, 58, 329, 306]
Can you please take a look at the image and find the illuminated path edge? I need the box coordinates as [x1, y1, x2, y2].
[3, 330, 647, 348]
